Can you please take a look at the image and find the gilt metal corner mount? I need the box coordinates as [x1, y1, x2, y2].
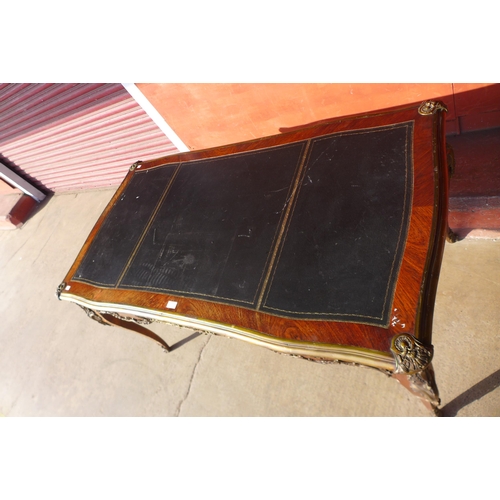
[129, 161, 143, 172]
[56, 282, 66, 300]
[418, 101, 448, 116]
[390, 333, 433, 374]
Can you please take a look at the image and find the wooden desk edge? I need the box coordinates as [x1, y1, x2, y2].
[59, 293, 395, 372]
[57, 101, 451, 407]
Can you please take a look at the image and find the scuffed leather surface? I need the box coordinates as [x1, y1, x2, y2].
[261, 124, 413, 326]
[120, 143, 305, 306]
[74, 164, 178, 287]
[74, 123, 413, 327]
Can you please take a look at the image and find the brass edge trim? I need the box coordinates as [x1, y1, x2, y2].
[414, 109, 449, 346]
[60, 293, 395, 371]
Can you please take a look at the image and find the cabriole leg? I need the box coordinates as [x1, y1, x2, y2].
[78, 305, 171, 352]
[391, 334, 441, 415]
[393, 364, 440, 415]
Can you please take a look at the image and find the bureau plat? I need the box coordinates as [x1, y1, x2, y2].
[57, 100, 453, 413]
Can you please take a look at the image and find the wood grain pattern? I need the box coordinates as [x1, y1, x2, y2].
[60, 102, 448, 361]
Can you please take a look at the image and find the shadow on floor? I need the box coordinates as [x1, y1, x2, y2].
[440, 368, 500, 416]
[169, 332, 203, 352]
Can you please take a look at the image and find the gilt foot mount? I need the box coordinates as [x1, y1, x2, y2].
[391, 333, 440, 413]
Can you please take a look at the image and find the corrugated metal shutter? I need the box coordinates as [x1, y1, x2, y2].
[0, 83, 179, 192]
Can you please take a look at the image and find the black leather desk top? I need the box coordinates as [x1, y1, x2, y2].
[74, 122, 413, 328]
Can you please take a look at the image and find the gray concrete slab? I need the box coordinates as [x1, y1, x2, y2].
[0, 189, 498, 416]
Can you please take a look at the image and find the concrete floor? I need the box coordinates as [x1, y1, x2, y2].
[0, 188, 499, 417]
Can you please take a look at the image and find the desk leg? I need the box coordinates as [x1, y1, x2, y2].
[79, 305, 171, 352]
[393, 364, 441, 415]
[391, 333, 441, 415]
[446, 227, 458, 243]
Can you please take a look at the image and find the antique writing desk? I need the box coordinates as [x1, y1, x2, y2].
[57, 101, 452, 413]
